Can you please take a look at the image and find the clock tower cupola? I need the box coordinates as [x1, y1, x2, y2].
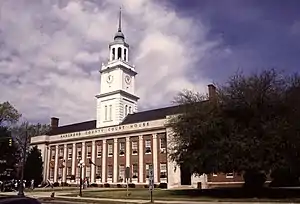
[96, 8, 139, 128]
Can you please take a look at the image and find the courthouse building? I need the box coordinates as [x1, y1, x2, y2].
[30, 12, 243, 189]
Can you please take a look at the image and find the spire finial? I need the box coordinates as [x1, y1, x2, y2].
[118, 7, 122, 32]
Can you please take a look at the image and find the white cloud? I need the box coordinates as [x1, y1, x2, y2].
[0, 0, 221, 125]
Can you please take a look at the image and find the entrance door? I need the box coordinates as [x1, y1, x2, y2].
[180, 163, 191, 185]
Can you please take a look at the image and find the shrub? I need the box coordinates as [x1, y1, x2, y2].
[53, 182, 59, 187]
[128, 183, 135, 188]
[90, 183, 98, 187]
[104, 183, 110, 188]
[158, 183, 167, 189]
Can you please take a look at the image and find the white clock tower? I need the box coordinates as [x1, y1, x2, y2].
[96, 9, 139, 128]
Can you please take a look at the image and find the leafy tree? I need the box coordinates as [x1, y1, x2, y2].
[0, 102, 21, 126]
[0, 126, 19, 180]
[168, 69, 300, 189]
[24, 146, 43, 186]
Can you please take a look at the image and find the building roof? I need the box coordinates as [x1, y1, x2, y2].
[47, 104, 182, 136]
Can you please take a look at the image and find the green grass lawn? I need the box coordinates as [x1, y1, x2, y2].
[62, 188, 300, 202]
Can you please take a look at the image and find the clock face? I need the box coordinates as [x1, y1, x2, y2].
[107, 75, 113, 83]
[125, 75, 131, 84]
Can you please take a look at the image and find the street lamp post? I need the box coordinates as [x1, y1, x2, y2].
[78, 160, 84, 197]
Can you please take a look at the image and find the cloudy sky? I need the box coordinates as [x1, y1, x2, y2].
[0, 0, 299, 126]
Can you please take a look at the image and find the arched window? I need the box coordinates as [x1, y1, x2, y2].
[105, 105, 108, 121]
[125, 105, 128, 116]
[118, 47, 122, 60]
[112, 48, 115, 60]
[129, 106, 132, 114]
[124, 49, 127, 61]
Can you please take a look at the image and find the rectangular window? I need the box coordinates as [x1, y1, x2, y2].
[226, 172, 234, 179]
[58, 168, 63, 178]
[108, 144, 113, 156]
[86, 166, 91, 178]
[108, 165, 113, 178]
[145, 140, 151, 153]
[51, 149, 55, 160]
[119, 165, 125, 182]
[77, 147, 82, 159]
[96, 166, 102, 177]
[132, 141, 138, 155]
[67, 167, 72, 176]
[109, 105, 112, 120]
[160, 136, 166, 149]
[87, 146, 92, 158]
[59, 148, 63, 158]
[68, 148, 72, 160]
[146, 164, 150, 178]
[50, 168, 54, 179]
[119, 142, 125, 155]
[132, 163, 138, 178]
[160, 163, 168, 178]
[160, 163, 167, 178]
[97, 144, 102, 157]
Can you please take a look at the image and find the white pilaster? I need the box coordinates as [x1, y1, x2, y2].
[152, 134, 158, 183]
[91, 140, 96, 183]
[63, 144, 67, 182]
[113, 138, 118, 183]
[102, 139, 106, 183]
[126, 137, 130, 167]
[81, 142, 86, 178]
[54, 145, 58, 182]
[138, 135, 143, 183]
[71, 143, 76, 176]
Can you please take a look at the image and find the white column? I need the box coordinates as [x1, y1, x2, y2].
[152, 134, 158, 183]
[126, 137, 130, 167]
[113, 138, 118, 183]
[63, 144, 67, 182]
[54, 145, 58, 182]
[44, 145, 50, 181]
[81, 142, 86, 178]
[91, 140, 96, 183]
[138, 135, 144, 183]
[102, 139, 106, 183]
[71, 143, 76, 176]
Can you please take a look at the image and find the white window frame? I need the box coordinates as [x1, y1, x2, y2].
[87, 146, 92, 158]
[132, 141, 138, 155]
[68, 148, 72, 160]
[108, 144, 113, 157]
[119, 165, 125, 182]
[59, 148, 63, 158]
[86, 166, 91, 178]
[108, 165, 113, 178]
[145, 140, 151, 154]
[105, 105, 108, 121]
[226, 172, 234, 179]
[119, 142, 125, 156]
[51, 149, 55, 160]
[67, 167, 72, 176]
[77, 147, 82, 160]
[97, 144, 102, 158]
[160, 163, 167, 178]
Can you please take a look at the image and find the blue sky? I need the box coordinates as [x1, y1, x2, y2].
[0, 0, 299, 125]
